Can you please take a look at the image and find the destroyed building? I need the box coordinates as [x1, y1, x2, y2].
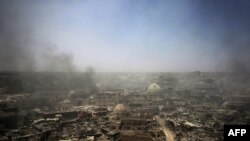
[0, 72, 249, 141]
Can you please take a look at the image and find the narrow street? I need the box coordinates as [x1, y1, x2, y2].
[155, 116, 175, 141]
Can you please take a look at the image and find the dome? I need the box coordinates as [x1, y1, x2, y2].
[147, 83, 161, 94]
[114, 104, 126, 113]
[61, 99, 71, 104]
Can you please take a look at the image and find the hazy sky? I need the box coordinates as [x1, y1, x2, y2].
[1, 0, 250, 72]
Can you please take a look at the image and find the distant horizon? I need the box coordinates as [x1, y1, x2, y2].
[0, 70, 240, 73]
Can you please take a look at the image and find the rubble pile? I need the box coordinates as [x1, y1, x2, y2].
[0, 72, 249, 140]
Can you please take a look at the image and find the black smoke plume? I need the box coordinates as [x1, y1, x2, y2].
[0, 0, 76, 72]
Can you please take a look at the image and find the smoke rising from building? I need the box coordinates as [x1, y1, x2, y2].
[0, 0, 250, 73]
[0, 1, 76, 72]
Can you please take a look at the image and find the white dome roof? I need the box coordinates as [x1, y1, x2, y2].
[147, 83, 161, 94]
[114, 104, 126, 113]
[61, 99, 71, 104]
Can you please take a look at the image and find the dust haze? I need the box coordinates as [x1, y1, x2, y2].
[0, 1, 250, 141]
[0, 1, 76, 72]
[0, 0, 250, 73]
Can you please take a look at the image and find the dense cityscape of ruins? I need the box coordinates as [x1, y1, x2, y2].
[0, 71, 249, 140]
[1, 0, 250, 140]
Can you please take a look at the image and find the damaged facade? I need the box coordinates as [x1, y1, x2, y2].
[0, 72, 249, 141]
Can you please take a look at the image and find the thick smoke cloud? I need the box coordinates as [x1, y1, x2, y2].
[196, 0, 250, 73]
[1, 0, 250, 73]
[0, 1, 76, 72]
[222, 34, 250, 74]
